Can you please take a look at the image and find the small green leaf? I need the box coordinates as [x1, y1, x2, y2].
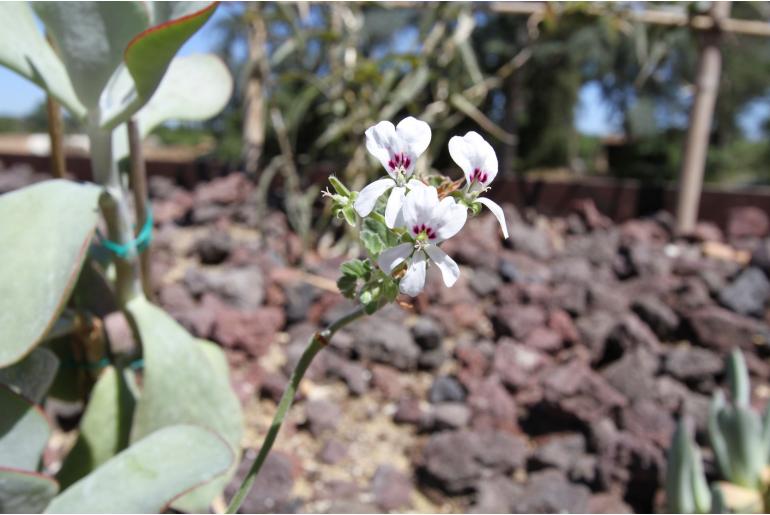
[0, 348, 59, 404]
[0, 385, 50, 471]
[337, 275, 358, 299]
[341, 206, 357, 227]
[56, 366, 136, 489]
[340, 259, 368, 279]
[727, 348, 750, 407]
[44, 425, 233, 514]
[329, 176, 350, 196]
[0, 180, 102, 368]
[0, 468, 58, 513]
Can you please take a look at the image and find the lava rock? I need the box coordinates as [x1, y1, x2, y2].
[225, 451, 297, 513]
[543, 361, 627, 425]
[411, 317, 443, 350]
[351, 317, 420, 371]
[601, 346, 658, 402]
[621, 399, 675, 448]
[184, 266, 265, 310]
[508, 222, 553, 260]
[420, 431, 483, 494]
[718, 267, 770, 317]
[304, 399, 342, 436]
[318, 438, 348, 465]
[425, 403, 472, 431]
[512, 469, 590, 513]
[195, 231, 232, 264]
[687, 306, 770, 351]
[467, 375, 519, 432]
[631, 294, 679, 340]
[284, 283, 320, 325]
[664, 345, 722, 382]
[576, 311, 617, 364]
[371, 465, 413, 511]
[428, 375, 466, 404]
[470, 268, 502, 297]
[492, 304, 546, 340]
[473, 430, 528, 472]
[471, 475, 521, 513]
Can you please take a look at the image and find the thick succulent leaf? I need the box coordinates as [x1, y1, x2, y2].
[122, 3, 217, 114]
[172, 340, 242, 512]
[0, 180, 102, 368]
[0, 468, 58, 514]
[0, 348, 59, 404]
[33, 2, 150, 109]
[666, 420, 695, 514]
[0, 2, 85, 118]
[56, 366, 136, 490]
[127, 298, 243, 510]
[717, 406, 765, 488]
[727, 348, 750, 407]
[112, 53, 233, 161]
[44, 425, 233, 514]
[150, 1, 210, 25]
[0, 385, 50, 471]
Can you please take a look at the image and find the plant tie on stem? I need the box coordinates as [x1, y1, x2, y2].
[96, 204, 153, 259]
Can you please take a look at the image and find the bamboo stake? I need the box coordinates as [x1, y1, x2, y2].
[127, 118, 154, 300]
[45, 95, 66, 179]
[676, 1, 731, 233]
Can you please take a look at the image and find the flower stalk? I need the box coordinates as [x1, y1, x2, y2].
[226, 305, 369, 514]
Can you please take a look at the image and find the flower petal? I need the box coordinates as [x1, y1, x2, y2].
[425, 244, 460, 288]
[402, 184, 439, 230]
[449, 131, 498, 185]
[354, 177, 394, 217]
[384, 186, 406, 228]
[406, 178, 429, 191]
[448, 135, 475, 183]
[396, 117, 431, 158]
[432, 197, 467, 242]
[477, 197, 509, 239]
[365, 121, 398, 176]
[378, 242, 414, 274]
[400, 251, 427, 297]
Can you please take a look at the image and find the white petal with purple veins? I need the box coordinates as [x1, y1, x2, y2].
[378, 242, 414, 274]
[402, 184, 439, 230]
[477, 196, 509, 239]
[400, 251, 427, 296]
[354, 177, 395, 217]
[365, 121, 399, 176]
[449, 131, 499, 186]
[425, 244, 460, 287]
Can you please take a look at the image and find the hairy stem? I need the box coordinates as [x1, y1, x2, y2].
[88, 123, 142, 307]
[226, 305, 369, 514]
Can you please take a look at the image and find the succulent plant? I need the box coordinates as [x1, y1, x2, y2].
[0, 2, 242, 513]
[666, 348, 770, 514]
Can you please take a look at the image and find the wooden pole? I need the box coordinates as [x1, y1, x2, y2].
[45, 95, 66, 178]
[127, 118, 154, 300]
[675, 1, 731, 234]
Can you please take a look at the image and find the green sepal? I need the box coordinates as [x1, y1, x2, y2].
[341, 206, 357, 227]
[329, 176, 351, 197]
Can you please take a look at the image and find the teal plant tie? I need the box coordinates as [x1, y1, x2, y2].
[97, 204, 153, 258]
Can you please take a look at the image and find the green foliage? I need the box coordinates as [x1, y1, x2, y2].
[0, 180, 101, 368]
[360, 216, 400, 259]
[44, 425, 233, 514]
[0, 2, 242, 512]
[666, 348, 770, 514]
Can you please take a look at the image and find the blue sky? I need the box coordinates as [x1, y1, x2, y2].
[0, 6, 767, 141]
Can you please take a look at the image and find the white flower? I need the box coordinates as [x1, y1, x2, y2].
[448, 131, 509, 239]
[354, 117, 432, 228]
[378, 185, 467, 297]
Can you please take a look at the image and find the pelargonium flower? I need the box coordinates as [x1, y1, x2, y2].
[354, 116, 431, 228]
[378, 185, 467, 297]
[448, 131, 509, 238]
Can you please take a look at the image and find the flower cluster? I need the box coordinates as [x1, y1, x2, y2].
[328, 116, 508, 307]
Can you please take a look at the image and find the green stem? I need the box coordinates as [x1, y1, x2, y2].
[226, 305, 368, 514]
[87, 122, 143, 307]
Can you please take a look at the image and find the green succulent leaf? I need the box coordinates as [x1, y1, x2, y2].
[716, 405, 765, 488]
[0, 180, 101, 368]
[0, 468, 58, 513]
[0, 385, 50, 471]
[119, 3, 218, 122]
[112, 53, 233, 161]
[0, 2, 85, 118]
[0, 348, 59, 404]
[126, 298, 243, 511]
[44, 425, 233, 514]
[727, 348, 750, 407]
[33, 2, 150, 109]
[55, 366, 136, 490]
